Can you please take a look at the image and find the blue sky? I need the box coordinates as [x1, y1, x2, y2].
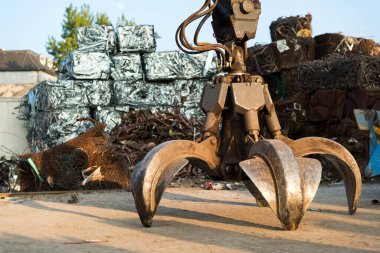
[0, 0, 379, 57]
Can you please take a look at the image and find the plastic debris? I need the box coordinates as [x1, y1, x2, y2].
[117, 25, 156, 53]
[77, 25, 117, 53]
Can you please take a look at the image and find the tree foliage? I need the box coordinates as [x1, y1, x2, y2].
[46, 4, 111, 68]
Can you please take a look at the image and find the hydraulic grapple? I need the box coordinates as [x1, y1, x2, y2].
[132, 0, 362, 230]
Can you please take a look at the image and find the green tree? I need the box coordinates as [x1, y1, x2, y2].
[46, 4, 110, 68]
[117, 14, 135, 27]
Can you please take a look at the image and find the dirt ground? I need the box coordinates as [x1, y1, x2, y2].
[0, 183, 379, 253]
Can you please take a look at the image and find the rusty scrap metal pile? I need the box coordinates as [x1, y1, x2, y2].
[246, 14, 380, 177]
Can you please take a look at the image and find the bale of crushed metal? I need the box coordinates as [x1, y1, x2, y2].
[247, 38, 315, 75]
[117, 25, 156, 53]
[315, 33, 379, 59]
[176, 79, 210, 119]
[19, 123, 130, 192]
[0, 156, 20, 192]
[94, 107, 122, 133]
[60, 51, 112, 79]
[269, 14, 312, 41]
[143, 51, 182, 81]
[110, 110, 203, 166]
[27, 108, 92, 152]
[110, 54, 143, 81]
[308, 89, 346, 122]
[143, 51, 218, 81]
[77, 25, 117, 53]
[181, 52, 217, 79]
[114, 80, 182, 108]
[298, 55, 380, 90]
[345, 88, 380, 120]
[28, 80, 113, 111]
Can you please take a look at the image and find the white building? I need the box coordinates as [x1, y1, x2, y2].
[0, 49, 57, 157]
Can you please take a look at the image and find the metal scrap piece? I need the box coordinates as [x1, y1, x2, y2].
[27, 108, 92, 152]
[143, 51, 183, 81]
[27, 80, 113, 111]
[60, 52, 112, 80]
[94, 107, 122, 133]
[143, 51, 218, 81]
[114, 81, 181, 108]
[117, 25, 156, 53]
[110, 54, 143, 81]
[77, 25, 117, 53]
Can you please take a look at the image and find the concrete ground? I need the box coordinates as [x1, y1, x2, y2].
[0, 183, 379, 253]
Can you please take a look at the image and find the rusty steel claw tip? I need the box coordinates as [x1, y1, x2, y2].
[283, 223, 298, 231]
[240, 139, 323, 230]
[132, 138, 220, 227]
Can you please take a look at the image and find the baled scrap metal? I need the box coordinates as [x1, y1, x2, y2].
[110, 54, 143, 81]
[77, 25, 117, 53]
[143, 51, 182, 81]
[114, 80, 182, 108]
[247, 38, 315, 75]
[315, 33, 379, 59]
[117, 25, 156, 53]
[269, 14, 312, 41]
[177, 79, 211, 119]
[181, 51, 217, 79]
[83, 80, 113, 107]
[27, 108, 92, 152]
[94, 107, 122, 133]
[60, 51, 112, 80]
[31, 80, 86, 111]
[298, 55, 380, 91]
[143, 51, 218, 81]
[29, 80, 112, 111]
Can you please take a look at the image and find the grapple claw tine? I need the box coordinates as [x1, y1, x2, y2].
[132, 138, 220, 227]
[280, 136, 362, 214]
[297, 157, 322, 212]
[240, 139, 316, 230]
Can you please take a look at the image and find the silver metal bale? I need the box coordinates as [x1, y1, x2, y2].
[110, 53, 143, 82]
[60, 52, 112, 80]
[117, 25, 156, 53]
[77, 25, 117, 54]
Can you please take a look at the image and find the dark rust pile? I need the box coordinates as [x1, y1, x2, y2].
[247, 38, 315, 75]
[298, 55, 380, 91]
[269, 14, 312, 41]
[315, 33, 379, 59]
[19, 122, 130, 192]
[110, 110, 203, 167]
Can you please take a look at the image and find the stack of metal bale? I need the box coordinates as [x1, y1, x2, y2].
[21, 24, 217, 152]
[246, 15, 380, 175]
[247, 14, 315, 98]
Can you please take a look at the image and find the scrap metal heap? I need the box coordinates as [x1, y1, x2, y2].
[131, 0, 362, 230]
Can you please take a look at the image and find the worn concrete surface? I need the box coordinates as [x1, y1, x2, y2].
[0, 184, 379, 253]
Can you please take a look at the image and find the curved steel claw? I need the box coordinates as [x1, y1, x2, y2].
[132, 137, 220, 227]
[278, 136, 362, 215]
[239, 139, 322, 230]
